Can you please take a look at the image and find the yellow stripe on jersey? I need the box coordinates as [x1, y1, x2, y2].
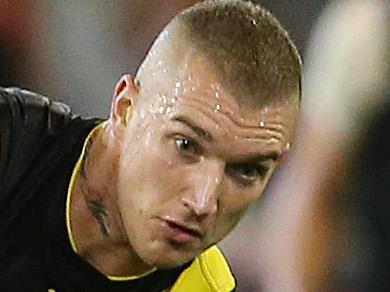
[170, 245, 235, 292]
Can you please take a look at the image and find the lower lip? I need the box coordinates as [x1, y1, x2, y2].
[158, 220, 199, 244]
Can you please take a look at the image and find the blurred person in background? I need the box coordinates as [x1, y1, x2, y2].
[250, 0, 389, 291]
[0, 1, 302, 291]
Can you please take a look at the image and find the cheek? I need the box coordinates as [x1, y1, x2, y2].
[117, 135, 185, 214]
[221, 195, 252, 222]
[212, 207, 247, 243]
[223, 178, 264, 212]
[212, 186, 261, 240]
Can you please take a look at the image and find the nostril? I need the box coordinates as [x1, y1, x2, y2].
[182, 199, 190, 209]
[181, 196, 217, 219]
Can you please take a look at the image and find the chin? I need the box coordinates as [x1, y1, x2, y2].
[139, 244, 199, 270]
[152, 256, 194, 270]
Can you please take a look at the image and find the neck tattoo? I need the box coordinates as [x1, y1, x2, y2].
[78, 132, 110, 237]
[86, 198, 110, 237]
[80, 138, 93, 179]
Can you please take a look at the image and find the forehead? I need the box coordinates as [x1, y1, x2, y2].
[150, 51, 296, 119]
[141, 54, 298, 155]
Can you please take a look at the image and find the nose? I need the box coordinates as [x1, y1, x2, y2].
[181, 159, 224, 219]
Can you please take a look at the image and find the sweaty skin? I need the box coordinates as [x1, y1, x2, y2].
[69, 48, 299, 278]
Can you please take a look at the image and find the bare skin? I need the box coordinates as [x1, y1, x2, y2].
[69, 47, 299, 278]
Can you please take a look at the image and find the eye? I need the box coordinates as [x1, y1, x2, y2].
[174, 136, 199, 157]
[175, 136, 191, 150]
[228, 164, 268, 185]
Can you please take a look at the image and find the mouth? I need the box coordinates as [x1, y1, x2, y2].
[158, 217, 204, 244]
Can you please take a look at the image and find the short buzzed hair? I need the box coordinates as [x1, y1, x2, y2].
[168, 0, 302, 107]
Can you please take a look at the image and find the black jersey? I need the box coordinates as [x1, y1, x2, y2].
[0, 88, 236, 292]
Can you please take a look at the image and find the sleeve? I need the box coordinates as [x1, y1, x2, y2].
[0, 87, 72, 205]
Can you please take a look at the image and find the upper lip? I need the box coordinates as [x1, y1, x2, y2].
[161, 216, 204, 238]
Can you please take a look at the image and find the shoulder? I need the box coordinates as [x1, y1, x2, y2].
[0, 87, 79, 138]
[170, 245, 236, 292]
[0, 87, 72, 122]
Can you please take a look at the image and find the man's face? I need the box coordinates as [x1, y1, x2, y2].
[114, 55, 298, 269]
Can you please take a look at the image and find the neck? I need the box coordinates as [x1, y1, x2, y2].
[69, 122, 153, 278]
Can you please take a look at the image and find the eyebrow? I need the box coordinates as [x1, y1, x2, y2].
[171, 116, 214, 142]
[235, 151, 280, 164]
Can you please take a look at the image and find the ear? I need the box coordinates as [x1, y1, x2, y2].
[109, 74, 139, 134]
